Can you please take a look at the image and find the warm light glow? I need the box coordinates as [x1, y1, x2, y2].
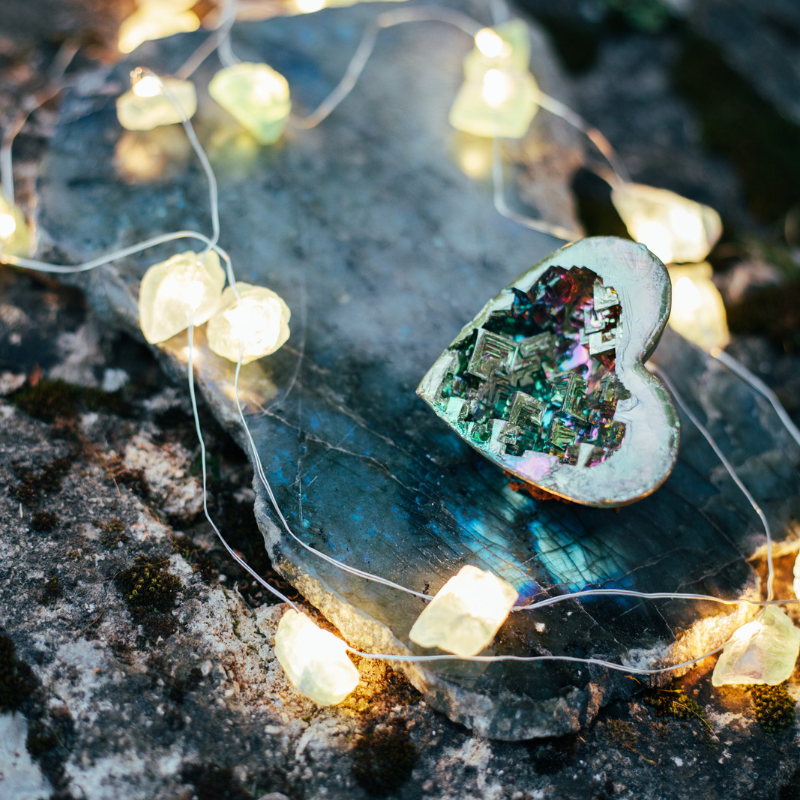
[475, 28, 506, 59]
[115, 127, 192, 183]
[117, 77, 197, 131]
[133, 75, 161, 98]
[274, 609, 359, 706]
[138, 250, 226, 344]
[295, 0, 327, 12]
[635, 220, 674, 264]
[207, 282, 291, 364]
[0, 197, 30, 259]
[450, 20, 539, 139]
[409, 565, 518, 657]
[611, 182, 722, 264]
[795, 551, 800, 601]
[482, 69, 509, 109]
[208, 63, 291, 145]
[454, 137, 493, 180]
[712, 606, 800, 686]
[668, 264, 730, 352]
[0, 213, 16, 240]
[118, 1, 200, 55]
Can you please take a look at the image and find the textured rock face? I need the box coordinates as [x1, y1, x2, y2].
[25, 2, 800, 739]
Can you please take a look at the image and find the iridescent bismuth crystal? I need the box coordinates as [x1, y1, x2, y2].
[418, 237, 680, 507]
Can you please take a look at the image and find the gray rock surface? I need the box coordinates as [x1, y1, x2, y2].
[1, 265, 799, 800]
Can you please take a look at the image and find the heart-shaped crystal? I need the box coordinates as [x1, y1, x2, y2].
[417, 236, 679, 507]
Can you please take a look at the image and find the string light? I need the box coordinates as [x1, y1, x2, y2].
[712, 606, 800, 686]
[207, 282, 291, 364]
[408, 566, 518, 657]
[449, 21, 539, 139]
[118, 0, 201, 55]
[274, 609, 360, 705]
[0, 196, 30, 259]
[117, 74, 198, 131]
[209, 62, 291, 145]
[138, 250, 225, 344]
[667, 263, 730, 352]
[611, 182, 722, 264]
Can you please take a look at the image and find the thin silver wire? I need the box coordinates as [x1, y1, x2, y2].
[175, 0, 239, 81]
[348, 642, 726, 675]
[290, 6, 483, 130]
[654, 366, 775, 601]
[712, 348, 800, 449]
[232, 357, 434, 601]
[491, 137, 581, 240]
[187, 324, 301, 611]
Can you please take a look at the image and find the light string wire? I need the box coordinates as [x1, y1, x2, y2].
[654, 366, 776, 602]
[176, 0, 240, 81]
[5, 12, 799, 680]
[187, 322, 302, 611]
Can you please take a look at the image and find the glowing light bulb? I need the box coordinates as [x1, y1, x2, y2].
[117, 77, 197, 131]
[712, 606, 800, 686]
[667, 263, 730, 352]
[209, 63, 291, 145]
[206, 282, 291, 364]
[118, 1, 200, 55]
[409, 565, 518, 657]
[138, 250, 225, 344]
[0, 197, 31, 259]
[294, 0, 327, 12]
[482, 69, 509, 109]
[133, 75, 161, 98]
[274, 609, 359, 706]
[475, 28, 507, 59]
[0, 213, 16, 240]
[449, 20, 539, 139]
[611, 182, 722, 264]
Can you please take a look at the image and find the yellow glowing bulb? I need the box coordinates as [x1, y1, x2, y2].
[611, 182, 722, 264]
[133, 75, 161, 98]
[138, 250, 226, 344]
[207, 283, 291, 364]
[274, 609, 359, 706]
[118, 3, 200, 54]
[673, 275, 701, 311]
[667, 264, 729, 352]
[0, 213, 16, 240]
[636, 220, 674, 264]
[712, 606, 800, 686]
[409, 565, 518, 657]
[209, 63, 291, 145]
[295, 0, 327, 12]
[475, 28, 506, 59]
[0, 197, 30, 259]
[482, 69, 509, 108]
[117, 77, 197, 131]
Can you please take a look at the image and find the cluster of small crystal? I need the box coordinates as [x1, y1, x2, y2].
[434, 265, 626, 466]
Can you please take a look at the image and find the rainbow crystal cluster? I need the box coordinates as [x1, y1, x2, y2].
[433, 266, 626, 467]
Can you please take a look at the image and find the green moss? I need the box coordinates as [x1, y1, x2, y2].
[96, 517, 128, 547]
[0, 634, 36, 713]
[750, 683, 796, 735]
[13, 379, 130, 423]
[352, 722, 417, 797]
[12, 457, 72, 507]
[116, 557, 181, 639]
[25, 720, 60, 756]
[31, 510, 58, 532]
[673, 35, 800, 222]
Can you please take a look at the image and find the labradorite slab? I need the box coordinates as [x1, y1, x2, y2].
[34, 4, 800, 739]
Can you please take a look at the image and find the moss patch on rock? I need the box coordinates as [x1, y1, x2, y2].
[0, 633, 36, 712]
[750, 683, 796, 735]
[116, 557, 181, 640]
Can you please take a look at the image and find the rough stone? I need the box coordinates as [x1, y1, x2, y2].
[24, 1, 800, 740]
